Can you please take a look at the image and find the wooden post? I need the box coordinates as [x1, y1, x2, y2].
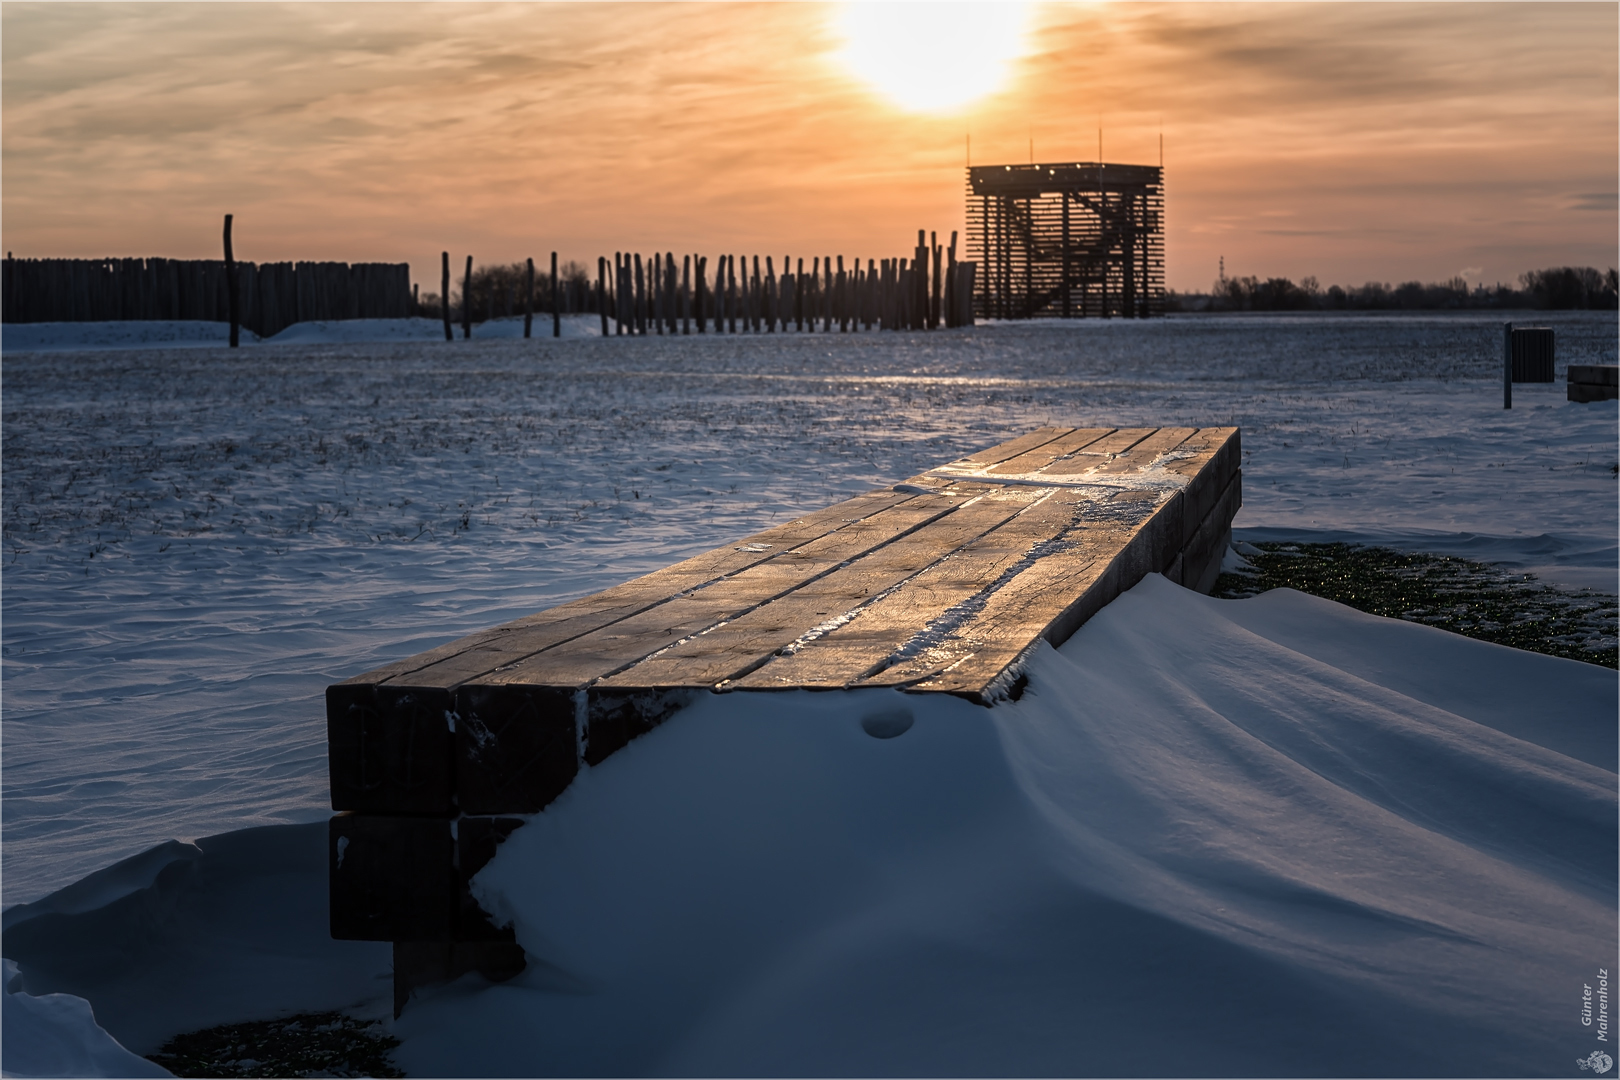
[651, 253, 663, 335]
[441, 253, 453, 340]
[223, 214, 240, 347]
[726, 255, 736, 334]
[931, 234, 942, 330]
[1503, 321, 1513, 409]
[667, 252, 678, 334]
[682, 255, 691, 334]
[462, 256, 473, 339]
[751, 257, 764, 333]
[818, 255, 828, 332]
[630, 253, 642, 335]
[696, 256, 707, 332]
[796, 258, 805, 332]
[598, 257, 609, 336]
[764, 257, 776, 332]
[524, 258, 535, 338]
[867, 259, 877, 330]
[551, 252, 560, 338]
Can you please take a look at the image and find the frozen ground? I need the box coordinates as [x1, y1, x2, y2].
[2, 312, 1616, 1075]
[0, 314, 605, 353]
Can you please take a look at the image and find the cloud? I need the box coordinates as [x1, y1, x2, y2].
[1, 1, 1614, 291]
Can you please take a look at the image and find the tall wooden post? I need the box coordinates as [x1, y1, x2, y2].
[696, 256, 707, 332]
[524, 258, 534, 338]
[598, 257, 609, 336]
[649, 253, 661, 334]
[727, 255, 737, 334]
[441, 253, 453, 340]
[462, 256, 473, 339]
[551, 252, 560, 338]
[667, 252, 678, 334]
[223, 214, 239, 347]
[682, 255, 691, 334]
[631, 253, 642, 335]
[931, 234, 942, 330]
[1503, 321, 1513, 409]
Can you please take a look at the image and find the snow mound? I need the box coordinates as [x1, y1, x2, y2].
[1, 825, 391, 1062]
[3, 960, 171, 1079]
[394, 575, 1614, 1076]
[2, 579, 1612, 1077]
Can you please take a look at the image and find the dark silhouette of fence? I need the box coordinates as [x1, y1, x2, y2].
[1, 256, 411, 339]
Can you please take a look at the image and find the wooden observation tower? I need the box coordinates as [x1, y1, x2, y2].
[967, 162, 1165, 320]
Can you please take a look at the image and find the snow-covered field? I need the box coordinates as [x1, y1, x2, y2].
[3, 312, 1616, 1075]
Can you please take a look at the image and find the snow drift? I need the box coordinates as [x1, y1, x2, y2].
[6, 576, 1612, 1076]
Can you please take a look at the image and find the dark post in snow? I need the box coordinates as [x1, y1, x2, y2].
[1503, 321, 1513, 409]
[441, 253, 453, 341]
[222, 214, 239, 348]
[551, 252, 560, 338]
[682, 255, 692, 334]
[524, 258, 535, 339]
[931, 232, 943, 330]
[462, 256, 473, 339]
[694, 256, 706, 332]
[598, 257, 609, 337]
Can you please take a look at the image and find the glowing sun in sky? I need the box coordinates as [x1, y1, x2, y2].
[834, 2, 1035, 114]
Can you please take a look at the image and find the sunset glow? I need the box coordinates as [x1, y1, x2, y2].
[834, 2, 1033, 113]
[1, 3, 1613, 292]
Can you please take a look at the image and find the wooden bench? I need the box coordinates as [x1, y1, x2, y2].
[1569, 364, 1619, 403]
[326, 425, 1241, 1012]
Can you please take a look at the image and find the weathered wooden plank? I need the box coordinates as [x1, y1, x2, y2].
[1082, 426, 1197, 475]
[340, 487, 921, 691]
[471, 488, 989, 692]
[980, 427, 1115, 476]
[954, 426, 1074, 467]
[847, 428, 1238, 699]
[1160, 427, 1240, 552]
[855, 519, 1139, 695]
[730, 485, 1099, 690]
[1033, 427, 1157, 475]
[594, 485, 1047, 691]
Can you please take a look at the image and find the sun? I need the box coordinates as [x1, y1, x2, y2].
[834, 2, 1034, 114]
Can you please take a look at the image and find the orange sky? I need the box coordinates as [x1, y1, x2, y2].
[3, 2, 1615, 293]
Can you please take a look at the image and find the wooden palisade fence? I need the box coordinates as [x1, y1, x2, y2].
[2, 226, 978, 340]
[580, 229, 975, 336]
[1, 253, 412, 339]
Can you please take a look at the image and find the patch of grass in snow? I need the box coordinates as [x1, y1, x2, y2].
[1215, 542, 1619, 669]
[145, 1011, 403, 1078]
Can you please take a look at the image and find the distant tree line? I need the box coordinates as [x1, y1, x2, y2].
[1167, 266, 1618, 312]
[415, 260, 595, 322]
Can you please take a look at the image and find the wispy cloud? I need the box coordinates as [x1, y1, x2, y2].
[2, 2, 1613, 290]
